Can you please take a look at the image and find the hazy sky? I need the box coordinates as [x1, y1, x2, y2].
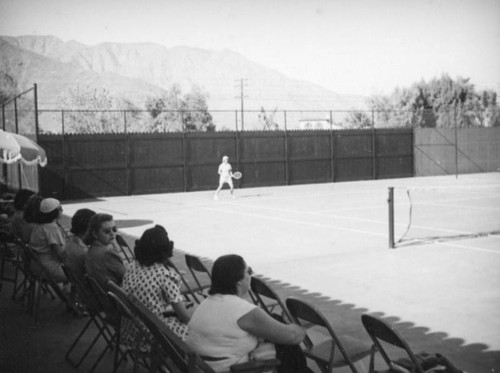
[1, 0, 499, 96]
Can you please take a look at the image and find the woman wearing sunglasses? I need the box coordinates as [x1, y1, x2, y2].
[84, 213, 125, 289]
[187, 254, 308, 372]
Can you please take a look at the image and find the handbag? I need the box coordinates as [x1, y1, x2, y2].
[249, 341, 276, 361]
[394, 351, 464, 373]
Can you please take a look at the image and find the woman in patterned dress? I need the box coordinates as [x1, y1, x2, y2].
[121, 225, 193, 342]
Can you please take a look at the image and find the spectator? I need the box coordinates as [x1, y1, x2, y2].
[122, 225, 193, 343]
[84, 213, 125, 289]
[11, 189, 36, 238]
[29, 197, 67, 283]
[19, 194, 43, 244]
[64, 208, 96, 284]
[186, 254, 307, 372]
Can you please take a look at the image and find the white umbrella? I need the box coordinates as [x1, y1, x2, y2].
[0, 129, 47, 166]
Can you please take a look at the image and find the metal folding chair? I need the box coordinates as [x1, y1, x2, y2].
[62, 264, 114, 370]
[115, 234, 134, 263]
[0, 236, 25, 299]
[17, 240, 73, 321]
[86, 275, 124, 373]
[107, 286, 152, 373]
[184, 254, 212, 303]
[361, 314, 444, 373]
[165, 258, 199, 304]
[286, 297, 372, 373]
[250, 276, 293, 323]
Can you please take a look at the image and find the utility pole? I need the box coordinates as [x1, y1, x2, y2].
[235, 79, 248, 131]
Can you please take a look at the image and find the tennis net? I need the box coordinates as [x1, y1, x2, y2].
[388, 182, 500, 248]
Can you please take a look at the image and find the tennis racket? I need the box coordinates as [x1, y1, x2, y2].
[232, 171, 242, 180]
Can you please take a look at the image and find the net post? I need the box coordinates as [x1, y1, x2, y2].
[388, 187, 395, 249]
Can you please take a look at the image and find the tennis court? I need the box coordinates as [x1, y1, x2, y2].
[62, 172, 500, 372]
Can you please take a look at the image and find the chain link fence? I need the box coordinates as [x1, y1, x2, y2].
[35, 107, 500, 135]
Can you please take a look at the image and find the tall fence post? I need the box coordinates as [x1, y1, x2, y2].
[34, 84, 39, 139]
[284, 111, 289, 185]
[454, 107, 459, 179]
[124, 110, 130, 195]
[61, 110, 66, 199]
[14, 97, 22, 189]
[1, 105, 4, 186]
[181, 112, 188, 192]
[371, 109, 377, 180]
[388, 187, 395, 249]
[330, 110, 334, 182]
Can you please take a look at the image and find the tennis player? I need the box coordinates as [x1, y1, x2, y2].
[214, 155, 234, 200]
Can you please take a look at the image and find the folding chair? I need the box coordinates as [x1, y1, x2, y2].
[17, 241, 74, 321]
[86, 275, 125, 373]
[286, 297, 372, 373]
[62, 264, 115, 370]
[361, 314, 446, 373]
[0, 236, 25, 299]
[116, 234, 134, 263]
[126, 292, 280, 373]
[250, 276, 293, 323]
[107, 287, 152, 373]
[9, 238, 37, 308]
[165, 258, 199, 304]
[184, 254, 212, 303]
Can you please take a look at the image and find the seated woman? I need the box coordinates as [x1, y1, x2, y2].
[63, 208, 96, 284]
[29, 197, 67, 283]
[19, 194, 43, 244]
[10, 189, 36, 239]
[122, 225, 193, 342]
[186, 254, 307, 372]
[85, 213, 125, 289]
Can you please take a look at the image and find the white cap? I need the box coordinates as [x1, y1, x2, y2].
[40, 198, 60, 213]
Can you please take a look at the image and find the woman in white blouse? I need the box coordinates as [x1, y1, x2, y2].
[186, 254, 307, 372]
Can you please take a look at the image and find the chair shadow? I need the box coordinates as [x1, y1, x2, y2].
[258, 276, 499, 373]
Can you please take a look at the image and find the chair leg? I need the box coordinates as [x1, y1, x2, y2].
[75, 320, 111, 368]
[10, 253, 21, 299]
[65, 317, 94, 366]
[88, 321, 120, 373]
[0, 244, 20, 295]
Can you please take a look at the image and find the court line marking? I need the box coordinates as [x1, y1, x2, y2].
[438, 239, 500, 255]
[229, 200, 388, 224]
[229, 200, 494, 236]
[203, 206, 387, 238]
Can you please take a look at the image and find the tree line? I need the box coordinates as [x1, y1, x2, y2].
[2, 73, 498, 133]
[345, 74, 499, 129]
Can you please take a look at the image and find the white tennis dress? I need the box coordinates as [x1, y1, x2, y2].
[218, 162, 233, 185]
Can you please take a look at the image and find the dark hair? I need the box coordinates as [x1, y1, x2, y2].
[70, 208, 96, 236]
[134, 225, 173, 266]
[14, 189, 36, 211]
[35, 208, 61, 224]
[209, 254, 246, 295]
[23, 195, 43, 223]
[84, 213, 113, 245]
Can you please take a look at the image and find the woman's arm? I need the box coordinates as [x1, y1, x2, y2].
[237, 307, 306, 345]
[105, 250, 126, 285]
[171, 301, 195, 324]
[51, 243, 66, 260]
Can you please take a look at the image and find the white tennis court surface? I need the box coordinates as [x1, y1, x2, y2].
[62, 172, 500, 355]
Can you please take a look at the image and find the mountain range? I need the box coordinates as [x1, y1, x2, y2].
[0, 35, 366, 129]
